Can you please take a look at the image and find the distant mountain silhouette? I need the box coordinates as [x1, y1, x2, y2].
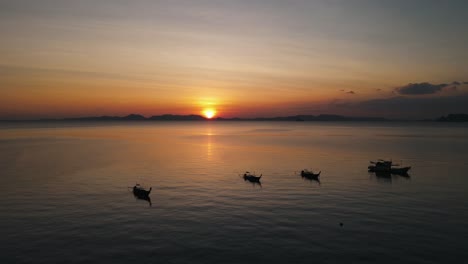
[149, 114, 206, 121]
[437, 114, 468, 122]
[216, 114, 386, 122]
[124, 114, 146, 120]
[66, 114, 146, 121]
[6, 113, 465, 122]
[62, 114, 206, 121]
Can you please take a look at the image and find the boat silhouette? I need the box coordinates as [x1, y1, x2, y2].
[243, 171, 262, 183]
[132, 184, 152, 206]
[368, 159, 411, 175]
[300, 169, 321, 178]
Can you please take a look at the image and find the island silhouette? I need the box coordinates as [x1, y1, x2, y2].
[1, 113, 467, 122]
[437, 114, 468, 122]
[49, 114, 388, 122]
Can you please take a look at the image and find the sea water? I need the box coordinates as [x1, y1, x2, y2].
[1, 121, 467, 263]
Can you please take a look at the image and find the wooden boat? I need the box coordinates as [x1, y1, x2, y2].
[243, 172, 262, 182]
[301, 169, 321, 178]
[368, 160, 411, 175]
[133, 184, 152, 198]
[368, 165, 411, 174]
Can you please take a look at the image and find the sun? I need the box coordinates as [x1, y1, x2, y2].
[202, 108, 217, 119]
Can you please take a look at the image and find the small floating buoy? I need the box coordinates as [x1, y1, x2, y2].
[339, 222, 343, 227]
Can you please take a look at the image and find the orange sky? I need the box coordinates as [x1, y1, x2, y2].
[1, 1, 467, 119]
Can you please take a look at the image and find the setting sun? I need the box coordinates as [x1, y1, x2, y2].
[202, 108, 217, 119]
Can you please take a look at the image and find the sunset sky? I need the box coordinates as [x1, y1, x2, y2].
[1, 0, 467, 119]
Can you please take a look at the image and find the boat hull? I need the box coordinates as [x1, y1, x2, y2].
[368, 165, 411, 174]
[300, 170, 321, 178]
[243, 175, 261, 182]
[133, 186, 152, 197]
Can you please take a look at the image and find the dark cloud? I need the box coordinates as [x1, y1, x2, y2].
[395, 81, 466, 95]
[396, 82, 447, 95]
[319, 88, 468, 119]
[354, 94, 468, 119]
[340, 89, 355, 94]
[268, 93, 468, 119]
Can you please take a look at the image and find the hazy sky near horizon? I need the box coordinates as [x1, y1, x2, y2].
[1, 0, 468, 119]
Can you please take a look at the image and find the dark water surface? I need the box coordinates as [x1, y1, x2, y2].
[1, 122, 467, 263]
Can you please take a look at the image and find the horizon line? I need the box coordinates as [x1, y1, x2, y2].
[1, 113, 466, 122]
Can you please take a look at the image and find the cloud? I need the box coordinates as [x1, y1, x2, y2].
[395, 81, 465, 95]
[395, 82, 448, 95]
[340, 89, 355, 94]
[287, 84, 468, 119]
[352, 94, 468, 118]
[263, 92, 468, 119]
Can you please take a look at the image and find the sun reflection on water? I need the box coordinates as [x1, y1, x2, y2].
[205, 127, 213, 160]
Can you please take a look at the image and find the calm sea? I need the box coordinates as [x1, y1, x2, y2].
[1, 121, 467, 263]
